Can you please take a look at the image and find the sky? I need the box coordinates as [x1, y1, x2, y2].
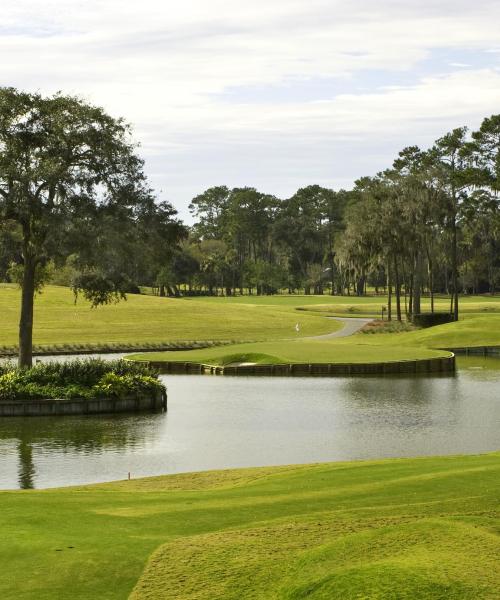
[2, 0, 500, 221]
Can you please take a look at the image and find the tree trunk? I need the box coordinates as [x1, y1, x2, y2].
[19, 257, 36, 369]
[451, 219, 459, 321]
[387, 261, 392, 322]
[159, 285, 166, 297]
[394, 256, 402, 321]
[427, 255, 434, 313]
[356, 276, 365, 297]
[412, 251, 422, 316]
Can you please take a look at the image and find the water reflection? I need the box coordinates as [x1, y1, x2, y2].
[18, 440, 35, 490]
[0, 357, 498, 490]
[0, 413, 163, 489]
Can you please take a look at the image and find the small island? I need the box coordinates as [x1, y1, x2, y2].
[0, 359, 166, 416]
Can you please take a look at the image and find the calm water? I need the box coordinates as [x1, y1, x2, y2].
[0, 356, 499, 490]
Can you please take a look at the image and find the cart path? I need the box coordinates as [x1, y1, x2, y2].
[307, 316, 374, 340]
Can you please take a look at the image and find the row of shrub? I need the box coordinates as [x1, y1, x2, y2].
[361, 320, 416, 334]
[0, 359, 165, 402]
[0, 340, 229, 357]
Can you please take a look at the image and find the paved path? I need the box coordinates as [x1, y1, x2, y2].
[307, 316, 373, 340]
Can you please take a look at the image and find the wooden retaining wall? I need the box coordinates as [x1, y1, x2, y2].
[444, 346, 500, 356]
[0, 389, 167, 417]
[145, 355, 455, 377]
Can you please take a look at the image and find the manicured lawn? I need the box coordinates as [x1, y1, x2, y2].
[130, 316, 500, 366]
[355, 315, 500, 349]
[298, 299, 500, 318]
[130, 338, 449, 365]
[0, 285, 338, 348]
[1, 285, 498, 362]
[0, 453, 498, 599]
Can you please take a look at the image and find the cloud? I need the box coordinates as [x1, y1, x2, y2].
[1, 1, 500, 219]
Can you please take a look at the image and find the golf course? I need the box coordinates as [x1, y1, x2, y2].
[0, 452, 498, 599]
[1, 284, 499, 364]
[1, 287, 499, 599]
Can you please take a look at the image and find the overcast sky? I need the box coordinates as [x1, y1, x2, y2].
[2, 0, 500, 220]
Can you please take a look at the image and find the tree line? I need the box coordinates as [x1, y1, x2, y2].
[160, 117, 499, 325]
[0, 87, 499, 366]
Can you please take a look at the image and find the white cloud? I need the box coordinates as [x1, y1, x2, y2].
[1, 1, 500, 218]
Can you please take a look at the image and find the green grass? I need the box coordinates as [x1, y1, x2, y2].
[0, 453, 498, 599]
[349, 315, 500, 350]
[130, 338, 449, 365]
[388, 315, 500, 348]
[0, 284, 338, 347]
[1, 285, 498, 364]
[198, 293, 500, 317]
[130, 315, 500, 366]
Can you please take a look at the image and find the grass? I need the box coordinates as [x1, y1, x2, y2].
[197, 293, 500, 318]
[1, 285, 498, 364]
[0, 452, 498, 599]
[384, 315, 500, 348]
[129, 338, 450, 365]
[0, 284, 338, 347]
[129, 316, 500, 366]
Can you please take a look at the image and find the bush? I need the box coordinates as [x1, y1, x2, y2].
[411, 313, 454, 328]
[0, 359, 165, 401]
[361, 320, 416, 334]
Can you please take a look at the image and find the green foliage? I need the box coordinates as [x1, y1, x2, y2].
[72, 270, 129, 308]
[411, 312, 454, 327]
[0, 359, 164, 401]
[6, 261, 54, 293]
[361, 320, 416, 334]
[92, 372, 162, 397]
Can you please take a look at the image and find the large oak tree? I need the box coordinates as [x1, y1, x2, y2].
[0, 88, 150, 367]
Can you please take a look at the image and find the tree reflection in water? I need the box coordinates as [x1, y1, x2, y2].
[18, 440, 35, 489]
[0, 414, 162, 489]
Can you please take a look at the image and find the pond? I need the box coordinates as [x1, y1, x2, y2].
[0, 356, 499, 489]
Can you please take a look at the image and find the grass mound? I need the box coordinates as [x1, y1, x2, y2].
[1, 453, 498, 599]
[132, 518, 500, 599]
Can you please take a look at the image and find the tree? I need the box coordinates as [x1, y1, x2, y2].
[275, 186, 326, 294]
[0, 88, 149, 367]
[135, 198, 187, 295]
[189, 186, 230, 239]
[432, 128, 469, 320]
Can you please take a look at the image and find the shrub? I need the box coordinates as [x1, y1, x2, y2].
[361, 320, 416, 334]
[0, 359, 165, 401]
[411, 313, 453, 327]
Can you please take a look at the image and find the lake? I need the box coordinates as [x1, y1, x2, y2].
[0, 356, 499, 489]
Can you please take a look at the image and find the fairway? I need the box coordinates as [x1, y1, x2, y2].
[0, 285, 338, 348]
[198, 293, 500, 317]
[2, 284, 498, 363]
[0, 453, 498, 599]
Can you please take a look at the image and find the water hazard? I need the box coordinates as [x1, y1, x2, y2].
[0, 356, 499, 489]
